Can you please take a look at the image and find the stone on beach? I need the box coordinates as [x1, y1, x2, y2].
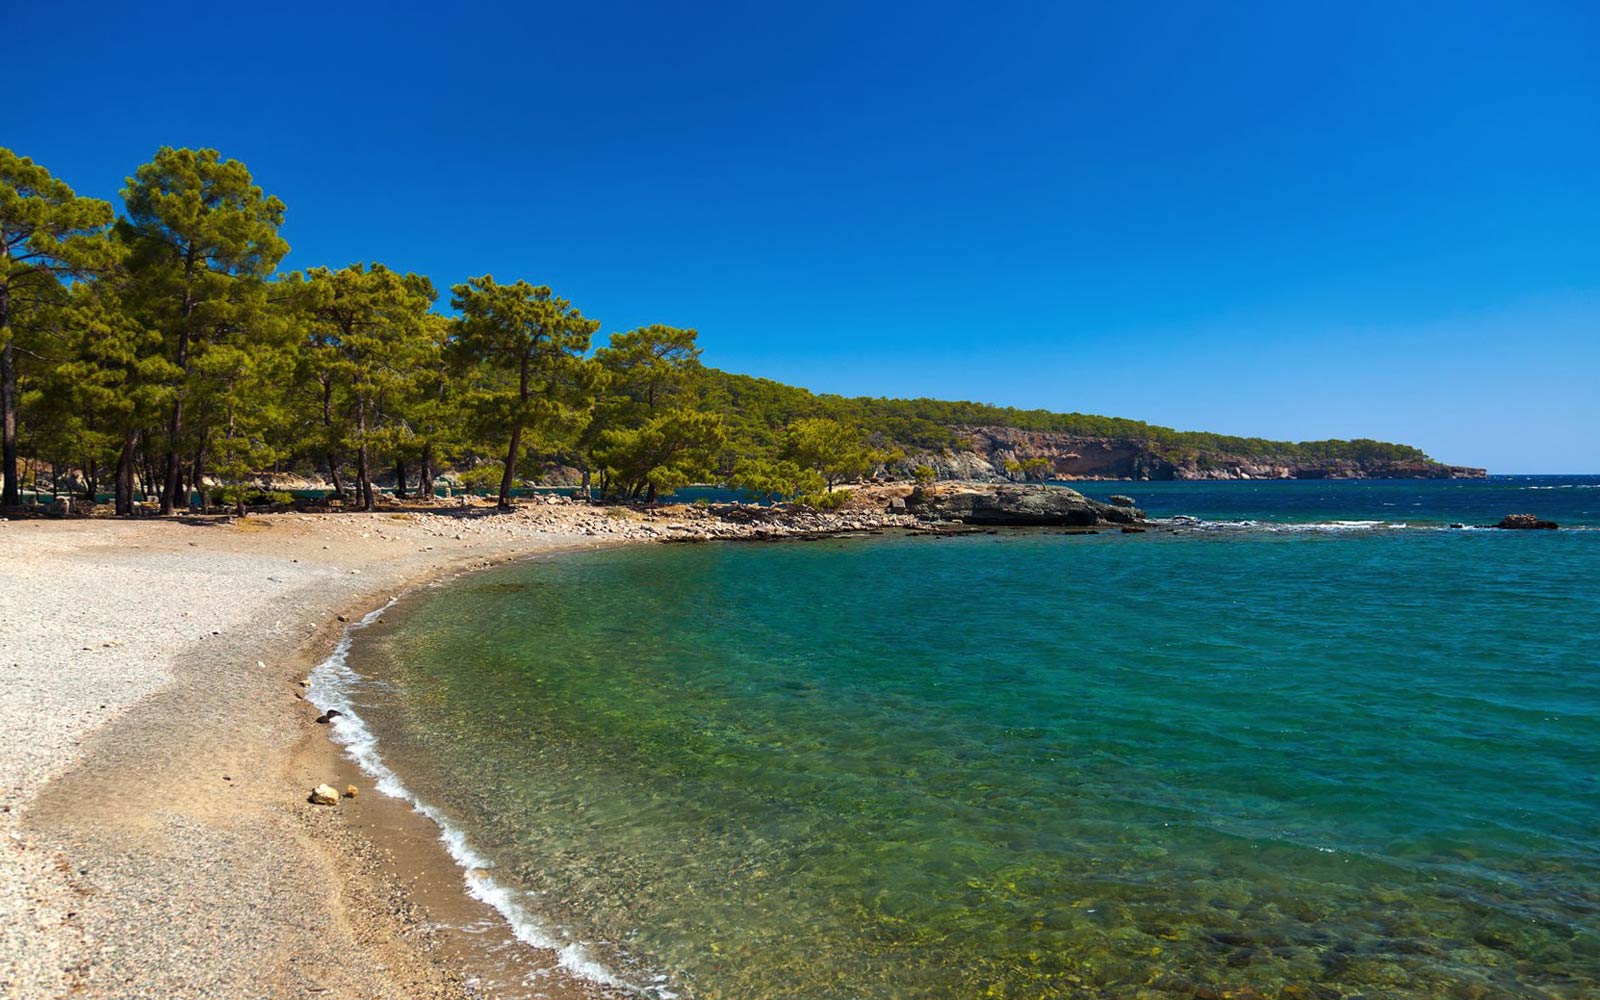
[308, 784, 340, 806]
[343, 785, 359, 799]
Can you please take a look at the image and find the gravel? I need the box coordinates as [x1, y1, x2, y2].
[0, 506, 674, 999]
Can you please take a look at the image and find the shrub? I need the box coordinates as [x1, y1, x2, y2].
[802, 488, 853, 512]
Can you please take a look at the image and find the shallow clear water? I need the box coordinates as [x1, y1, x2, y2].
[338, 479, 1600, 999]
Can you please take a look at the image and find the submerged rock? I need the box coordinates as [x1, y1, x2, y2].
[1494, 513, 1559, 530]
[905, 483, 1144, 526]
[308, 784, 340, 806]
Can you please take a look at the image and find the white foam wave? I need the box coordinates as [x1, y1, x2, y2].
[308, 602, 655, 997]
[1154, 517, 1415, 533]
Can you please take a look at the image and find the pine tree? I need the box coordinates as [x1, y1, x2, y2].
[119, 147, 287, 513]
[287, 264, 437, 510]
[0, 149, 115, 508]
[451, 277, 600, 508]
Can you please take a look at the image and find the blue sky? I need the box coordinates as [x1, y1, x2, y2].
[13, 2, 1598, 471]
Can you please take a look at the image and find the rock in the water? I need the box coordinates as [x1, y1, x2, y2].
[314, 709, 343, 724]
[904, 483, 1144, 526]
[1108, 494, 1137, 507]
[1494, 513, 1558, 530]
[308, 784, 340, 806]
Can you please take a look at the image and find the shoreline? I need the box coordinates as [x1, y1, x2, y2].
[4, 488, 1580, 998]
[0, 508, 675, 999]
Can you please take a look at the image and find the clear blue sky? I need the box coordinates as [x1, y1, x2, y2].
[13, 2, 1599, 471]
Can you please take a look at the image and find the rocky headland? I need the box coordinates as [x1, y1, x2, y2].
[892, 427, 1488, 482]
[900, 482, 1144, 526]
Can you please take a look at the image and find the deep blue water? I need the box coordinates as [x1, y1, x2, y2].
[321, 477, 1600, 999]
[1067, 474, 1600, 528]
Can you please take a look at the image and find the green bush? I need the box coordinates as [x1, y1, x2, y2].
[455, 463, 505, 492]
[802, 488, 852, 512]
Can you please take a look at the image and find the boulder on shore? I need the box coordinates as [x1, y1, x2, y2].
[1494, 513, 1559, 530]
[905, 483, 1144, 526]
[308, 784, 340, 806]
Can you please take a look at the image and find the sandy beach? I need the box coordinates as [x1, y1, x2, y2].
[0, 502, 724, 1000]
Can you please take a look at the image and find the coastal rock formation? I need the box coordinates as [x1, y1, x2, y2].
[1109, 494, 1137, 507]
[894, 427, 1487, 482]
[308, 784, 340, 806]
[904, 483, 1144, 526]
[1494, 513, 1559, 530]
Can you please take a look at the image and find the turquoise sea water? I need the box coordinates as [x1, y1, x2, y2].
[327, 478, 1600, 999]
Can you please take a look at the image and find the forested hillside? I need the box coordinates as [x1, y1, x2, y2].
[0, 146, 1475, 516]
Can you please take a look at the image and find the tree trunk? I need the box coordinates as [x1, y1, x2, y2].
[115, 428, 140, 516]
[356, 397, 374, 511]
[394, 459, 408, 499]
[498, 422, 521, 510]
[161, 261, 199, 515]
[0, 267, 16, 509]
[191, 444, 206, 511]
[161, 386, 185, 513]
[499, 353, 532, 510]
[419, 442, 435, 501]
[320, 376, 344, 498]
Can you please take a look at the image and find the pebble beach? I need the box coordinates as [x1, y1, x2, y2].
[0, 499, 856, 999]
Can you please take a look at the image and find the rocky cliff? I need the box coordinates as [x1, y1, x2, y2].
[893, 427, 1486, 482]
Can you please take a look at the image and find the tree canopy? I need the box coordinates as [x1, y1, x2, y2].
[0, 144, 1448, 512]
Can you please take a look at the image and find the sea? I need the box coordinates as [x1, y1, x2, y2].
[312, 475, 1600, 999]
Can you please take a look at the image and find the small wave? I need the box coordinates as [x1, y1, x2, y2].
[309, 603, 661, 998]
[1154, 517, 1414, 533]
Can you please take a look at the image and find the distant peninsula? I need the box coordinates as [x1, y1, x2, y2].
[1, 145, 1482, 519]
[683, 370, 1490, 484]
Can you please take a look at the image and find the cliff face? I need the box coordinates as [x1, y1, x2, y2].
[896, 427, 1487, 482]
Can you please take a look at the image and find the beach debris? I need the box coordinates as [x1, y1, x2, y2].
[308, 784, 340, 806]
[343, 785, 359, 799]
[256, 660, 267, 669]
[315, 709, 343, 724]
[335, 614, 349, 622]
